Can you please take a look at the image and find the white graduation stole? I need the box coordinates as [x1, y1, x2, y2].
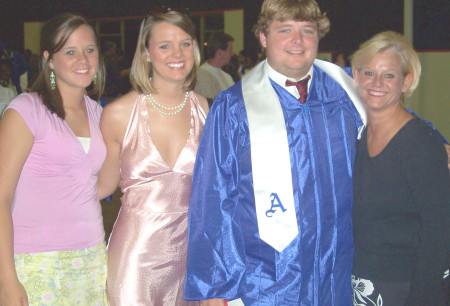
[313, 59, 367, 138]
[241, 61, 299, 253]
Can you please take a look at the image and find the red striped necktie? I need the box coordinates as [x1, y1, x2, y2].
[285, 75, 311, 104]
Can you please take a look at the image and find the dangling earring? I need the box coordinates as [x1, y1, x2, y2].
[93, 74, 98, 85]
[50, 70, 56, 90]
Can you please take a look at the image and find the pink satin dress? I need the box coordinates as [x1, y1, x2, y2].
[106, 92, 205, 305]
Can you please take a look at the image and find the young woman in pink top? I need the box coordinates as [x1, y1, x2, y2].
[0, 14, 107, 305]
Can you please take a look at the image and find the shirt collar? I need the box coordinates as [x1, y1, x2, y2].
[265, 60, 314, 98]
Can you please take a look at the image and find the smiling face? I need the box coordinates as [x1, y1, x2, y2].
[146, 21, 195, 86]
[47, 25, 98, 95]
[260, 19, 319, 80]
[354, 51, 412, 114]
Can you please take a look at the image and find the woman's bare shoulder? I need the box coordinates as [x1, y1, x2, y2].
[104, 91, 139, 112]
[101, 91, 139, 128]
[192, 91, 209, 115]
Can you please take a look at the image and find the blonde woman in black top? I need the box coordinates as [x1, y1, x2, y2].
[351, 31, 449, 305]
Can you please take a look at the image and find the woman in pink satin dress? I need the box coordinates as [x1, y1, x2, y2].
[98, 10, 208, 305]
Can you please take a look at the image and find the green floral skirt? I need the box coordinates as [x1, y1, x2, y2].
[14, 242, 107, 305]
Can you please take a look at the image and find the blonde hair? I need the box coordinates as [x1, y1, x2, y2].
[351, 31, 421, 101]
[130, 11, 201, 94]
[253, 0, 330, 39]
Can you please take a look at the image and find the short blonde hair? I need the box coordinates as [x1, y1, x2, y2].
[253, 0, 330, 39]
[130, 11, 201, 94]
[351, 31, 421, 101]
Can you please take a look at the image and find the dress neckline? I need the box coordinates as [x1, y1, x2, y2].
[144, 92, 194, 171]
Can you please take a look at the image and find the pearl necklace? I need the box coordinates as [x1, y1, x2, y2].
[146, 91, 189, 116]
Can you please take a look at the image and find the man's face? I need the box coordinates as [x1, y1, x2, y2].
[221, 41, 234, 66]
[260, 19, 319, 80]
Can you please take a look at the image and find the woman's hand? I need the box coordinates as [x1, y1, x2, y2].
[445, 143, 450, 170]
[0, 280, 28, 306]
[200, 299, 226, 306]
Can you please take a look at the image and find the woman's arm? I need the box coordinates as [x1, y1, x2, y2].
[0, 109, 34, 306]
[404, 127, 450, 305]
[97, 104, 122, 200]
[445, 143, 450, 170]
[97, 93, 135, 200]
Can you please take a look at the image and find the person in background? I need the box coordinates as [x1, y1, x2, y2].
[0, 13, 107, 305]
[351, 31, 449, 305]
[183, 0, 365, 304]
[194, 32, 234, 104]
[3, 48, 31, 94]
[0, 59, 18, 114]
[222, 54, 240, 82]
[332, 49, 350, 67]
[98, 9, 208, 305]
[23, 49, 41, 88]
[103, 41, 130, 100]
[237, 49, 258, 77]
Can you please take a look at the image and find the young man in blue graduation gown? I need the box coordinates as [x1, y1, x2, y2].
[184, 0, 365, 305]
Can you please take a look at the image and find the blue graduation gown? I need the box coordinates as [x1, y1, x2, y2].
[184, 65, 363, 305]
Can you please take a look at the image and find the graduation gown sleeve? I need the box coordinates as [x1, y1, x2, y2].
[183, 84, 249, 301]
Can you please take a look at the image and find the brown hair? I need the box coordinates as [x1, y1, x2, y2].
[205, 32, 234, 59]
[253, 0, 330, 39]
[130, 11, 201, 94]
[31, 13, 105, 119]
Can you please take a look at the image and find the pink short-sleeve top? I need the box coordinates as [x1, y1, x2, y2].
[7, 92, 106, 254]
